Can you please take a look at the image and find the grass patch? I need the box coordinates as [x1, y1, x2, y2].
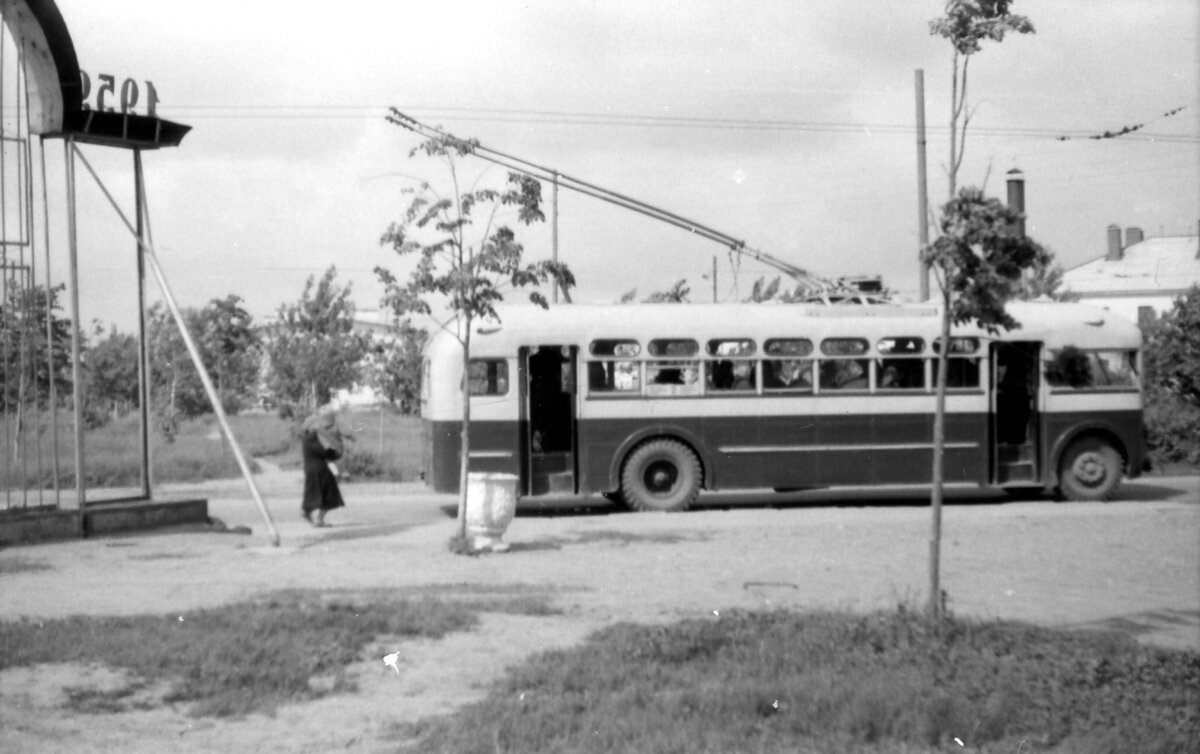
[397, 607, 1200, 753]
[0, 587, 558, 718]
[0, 408, 422, 488]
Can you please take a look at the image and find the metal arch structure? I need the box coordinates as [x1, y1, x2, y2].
[0, 0, 278, 544]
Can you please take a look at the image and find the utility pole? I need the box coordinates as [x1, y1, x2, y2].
[915, 69, 930, 301]
[712, 256, 717, 302]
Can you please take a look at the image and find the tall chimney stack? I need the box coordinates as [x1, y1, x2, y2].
[1006, 168, 1026, 237]
[1106, 224, 1123, 262]
[1125, 227, 1144, 247]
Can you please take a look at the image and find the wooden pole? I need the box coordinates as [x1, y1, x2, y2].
[916, 69, 930, 302]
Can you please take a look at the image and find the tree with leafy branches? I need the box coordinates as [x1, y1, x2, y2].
[930, 0, 1034, 201]
[376, 122, 574, 549]
[85, 324, 139, 423]
[364, 317, 426, 415]
[924, 0, 1040, 620]
[0, 282, 73, 413]
[1141, 288, 1200, 465]
[193, 295, 260, 415]
[264, 267, 370, 419]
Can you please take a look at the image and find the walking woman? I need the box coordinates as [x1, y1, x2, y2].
[300, 410, 346, 527]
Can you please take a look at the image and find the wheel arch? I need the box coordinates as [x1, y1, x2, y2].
[605, 425, 711, 493]
[1047, 421, 1130, 488]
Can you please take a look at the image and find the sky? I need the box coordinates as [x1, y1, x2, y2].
[6, 0, 1199, 331]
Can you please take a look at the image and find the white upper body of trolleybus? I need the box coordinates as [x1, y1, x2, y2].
[420, 300, 1145, 511]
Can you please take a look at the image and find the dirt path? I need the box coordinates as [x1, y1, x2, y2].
[1, 475, 1197, 752]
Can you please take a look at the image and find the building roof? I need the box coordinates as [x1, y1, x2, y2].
[1063, 234, 1200, 297]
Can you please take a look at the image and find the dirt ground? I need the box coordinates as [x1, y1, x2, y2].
[1, 470, 1197, 753]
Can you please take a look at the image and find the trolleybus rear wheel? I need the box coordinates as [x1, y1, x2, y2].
[620, 439, 701, 512]
[1058, 437, 1123, 502]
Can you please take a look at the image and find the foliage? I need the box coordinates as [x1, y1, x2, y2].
[376, 125, 574, 324]
[148, 296, 261, 440]
[0, 589, 557, 718]
[363, 318, 426, 415]
[929, 0, 1034, 56]
[1141, 289, 1200, 465]
[82, 324, 140, 428]
[922, 188, 1050, 332]
[1143, 287, 1200, 408]
[0, 282, 73, 412]
[1015, 257, 1076, 301]
[263, 267, 370, 418]
[621, 279, 692, 303]
[397, 607, 1200, 753]
[376, 119, 575, 541]
[193, 295, 261, 414]
[929, 1, 1035, 198]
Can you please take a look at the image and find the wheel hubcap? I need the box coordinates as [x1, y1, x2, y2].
[1073, 452, 1107, 487]
[644, 461, 678, 495]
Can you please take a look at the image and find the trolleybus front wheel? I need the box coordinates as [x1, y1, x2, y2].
[620, 439, 701, 512]
[1057, 437, 1124, 502]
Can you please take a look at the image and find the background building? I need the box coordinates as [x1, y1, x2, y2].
[1062, 223, 1200, 324]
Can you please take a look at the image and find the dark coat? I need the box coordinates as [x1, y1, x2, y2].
[301, 430, 344, 513]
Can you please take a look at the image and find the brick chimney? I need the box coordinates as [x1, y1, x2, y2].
[1006, 168, 1025, 237]
[1125, 227, 1144, 247]
[1106, 224, 1122, 261]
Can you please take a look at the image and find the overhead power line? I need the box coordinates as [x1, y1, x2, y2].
[155, 104, 1200, 144]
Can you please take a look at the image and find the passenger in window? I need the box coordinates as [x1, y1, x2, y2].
[711, 360, 735, 390]
[880, 365, 899, 388]
[766, 359, 810, 389]
[653, 367, 684, 385]
[732, 362, 755, 391]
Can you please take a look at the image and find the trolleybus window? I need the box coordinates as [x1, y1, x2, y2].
[762, 338, 813, 392]
[819, 337, 870, 391]
[932, 337, 982, 388]
[468, 359, 508, 395]
[1045, 348, 1139, 390]
[646, 339, 701, 395]
[706, 338, 756, 392]
[587, 340, 640, 394]
[876, 336, 926, 390]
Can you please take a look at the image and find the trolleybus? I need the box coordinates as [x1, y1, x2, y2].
[420, 301, 1145, 510]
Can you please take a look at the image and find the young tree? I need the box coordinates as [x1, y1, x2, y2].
[264, 267, 370, 418]
[924, 0, 1037, 621]
[922, 188, 1049, 619]
[929, 0, 1034, 200]
[0, 282, 73, 412]
[376, 122, 574, 548]
[85, 325, 139, 423]
[193, 295, 261, 415]
[364, 318, 426, 415]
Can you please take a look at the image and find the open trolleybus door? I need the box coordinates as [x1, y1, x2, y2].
[520, 345, 579, 496]
[992, 341, 1042, 486]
